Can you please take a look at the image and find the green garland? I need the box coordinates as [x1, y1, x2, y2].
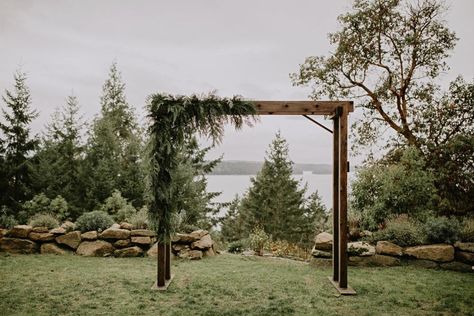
[146, 93, 256, 242]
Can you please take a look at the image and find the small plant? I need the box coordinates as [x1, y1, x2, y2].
[114, 204, 136, 223]
[28, 213, 60, 229]
[75, 211, 114, 233]
[129, 206, 149, 229]
[269, 240, 310, 260]
[227, 239, 248, 254]
[0, 206, 17, 228]
[460, 218, 474, 242]
[424, 216, 461, 244]
[371, 215, 425, 247]
[248, 227, 270, 256]
[50, 195, 69, 221]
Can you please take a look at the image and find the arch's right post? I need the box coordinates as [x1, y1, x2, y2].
[328, 104, 356, 295]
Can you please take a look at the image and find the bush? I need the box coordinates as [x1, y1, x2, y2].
[424, 216, 461, 244]
[0, 206, 18, 228]
[19, 193, 51, 223]
[371, 215, 426, 247]
[28, 213, 59, 229]
[49, 195, 69, 221]
[114, 205, 136, 223]
[129, 207, 149, 229]
[351, 147, 437, 230]
[227, 239, 248, 254]
[269, 240, 310, 260]
[460, 218, 474, 242]
[248, 227, 270, 256]
[75, 211, 114, 233]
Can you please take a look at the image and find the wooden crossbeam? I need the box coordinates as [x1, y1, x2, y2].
[252, 101, 353, 115]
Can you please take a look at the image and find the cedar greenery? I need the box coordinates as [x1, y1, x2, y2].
[146, 93, 256, 241]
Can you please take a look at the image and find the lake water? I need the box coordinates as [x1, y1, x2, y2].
[206, 174, 335, 211]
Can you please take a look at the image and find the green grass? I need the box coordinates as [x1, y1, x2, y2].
[0, 253, 473, 316]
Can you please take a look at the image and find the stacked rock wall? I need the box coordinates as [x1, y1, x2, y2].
[311, 232, 474, 273]
[0, 224, 216, 260]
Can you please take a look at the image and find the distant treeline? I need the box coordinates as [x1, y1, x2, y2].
[208, 160, 332, 175]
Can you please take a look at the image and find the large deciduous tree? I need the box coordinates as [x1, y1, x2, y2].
[291, 0, 458, 150]
[0, 71, 38, 216]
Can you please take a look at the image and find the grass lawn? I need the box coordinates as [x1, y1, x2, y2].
[0, 253, 473, 316]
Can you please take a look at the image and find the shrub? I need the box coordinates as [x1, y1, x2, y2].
[351, 147, 437, 230]
[75, 211, 114, 233]
[129, 207, 149, 229]
[424, 216, 461, 244]
[460, 218, 474, 242]
[371, 215, 426, 247]
[19, 193, 51, 223]
[269, 240, 310, 260]
[114, 204, 136, 223]
[248, 227, 270, 256]
[49, 195, 69, 221]
[28, 213, 59, 229]
[227, 239, 248, 253]
[0, 206, 17, 228]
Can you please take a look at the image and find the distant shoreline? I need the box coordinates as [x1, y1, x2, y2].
[207, 160, 332, 175]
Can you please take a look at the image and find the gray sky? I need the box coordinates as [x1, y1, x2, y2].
[1, 0, 473, 164]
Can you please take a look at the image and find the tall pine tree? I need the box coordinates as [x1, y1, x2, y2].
[0, 71, 38, 217]
[238, 132, 321, 246]
[84, 63, 144, 209]
[33, 94, 85, 219]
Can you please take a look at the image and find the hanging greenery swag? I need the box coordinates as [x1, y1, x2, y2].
[146, 93, 256, 242]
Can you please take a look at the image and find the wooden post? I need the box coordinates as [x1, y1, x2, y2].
[165, 242, 171, 280]
[332, 112, 340, 282]
[157, 242, 166, 287]
[338, 108, 348, 289]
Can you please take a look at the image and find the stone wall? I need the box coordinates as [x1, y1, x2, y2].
[311, 232, 474, 273]
[0, 223, 216, 260]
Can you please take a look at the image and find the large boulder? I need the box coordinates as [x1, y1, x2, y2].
[349, 254, 400, 267]
[114, 246, 144, 257]
[455, 251, 474, 264]
[40, 243, 68, 255]
[147, 242, 158, 257]
[314, 232, 333, 251]
[99, 228, 130, 240]
[0, 238, 38, 254]
[0, 228, 8, 238]
[454, 242, 474, 253]
[440, 261, 473, 273]
[311, 248, 332, 258]
[348, 241, 375, 257]
[60, 221, 75, 232]
[120, 222, 133, 230]
[56, 231, 81, 249]
[131, 236, 152, 245]
[188, 250, 203, 260]
[28, 232, 55, 242]
[50, 227, 66, 235]
[404, 244, 454, 262]
[376, 241, 403, 256]
[111, 223, 121, 229]
[8, 225, 32, 238]
[172, 230, 209, 243]
[81, 231, 98, 241]
[131, 229, 155, 237]
[32, 227, 50, 233]
[76, 240, 114, 257]
[203, 247, 216, 257]
[191, 234, 213, 250]
[114, 239, 131, 248]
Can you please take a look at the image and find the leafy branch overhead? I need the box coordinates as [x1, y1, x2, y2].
[146, 93, 256, 241]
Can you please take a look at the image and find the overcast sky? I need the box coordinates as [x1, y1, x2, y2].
[1, 0, 473, 164]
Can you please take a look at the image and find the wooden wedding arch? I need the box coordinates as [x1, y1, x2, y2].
[153, 99, 355, 295]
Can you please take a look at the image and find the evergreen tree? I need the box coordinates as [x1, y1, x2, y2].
[33, 94, 85, 219]
[219, 195, 247, 242]
[0, 71, 38, 216]
[238, 132, 314, 246]
[84, 62, 144, 209]
[169, 136, 221, 232]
